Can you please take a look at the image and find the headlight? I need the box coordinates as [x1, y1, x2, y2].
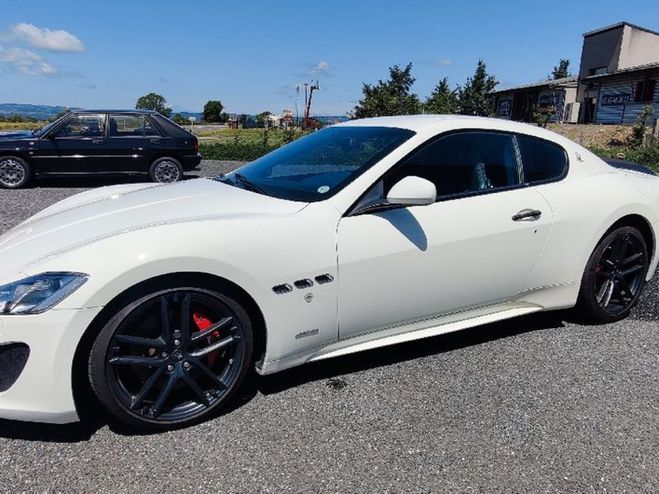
[0, 272, 88, 315]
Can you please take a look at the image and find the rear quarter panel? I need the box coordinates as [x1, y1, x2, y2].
[526, 168, 659, 307]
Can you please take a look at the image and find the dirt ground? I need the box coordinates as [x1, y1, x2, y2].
[547, 123, 633, 148]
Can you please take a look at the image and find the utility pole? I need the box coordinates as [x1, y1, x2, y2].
[303, 80, 319, 129]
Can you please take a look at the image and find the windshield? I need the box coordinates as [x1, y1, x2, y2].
[220, 126, 415, 202]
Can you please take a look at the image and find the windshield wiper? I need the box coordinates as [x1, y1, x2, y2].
[234, 173, 267, 195]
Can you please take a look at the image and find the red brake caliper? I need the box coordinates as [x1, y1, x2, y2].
[193, 312, 220, 367]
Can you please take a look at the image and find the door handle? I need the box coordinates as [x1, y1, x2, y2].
[512, 209, 542, 221]
[149, 139, 161, 144]
[92, 139, 104, 144]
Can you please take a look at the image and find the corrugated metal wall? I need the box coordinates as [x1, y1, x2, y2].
[595, 76, 658, 124]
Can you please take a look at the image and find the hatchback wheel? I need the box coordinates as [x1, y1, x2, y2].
[149, 157, 183, 183]
[0, 156, 31, 189]
[89, 288, 253, 430]
[576, 226, 649, 323]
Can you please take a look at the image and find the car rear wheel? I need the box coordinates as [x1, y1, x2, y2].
[0, 156, 31, 189]
[576, 226, 649, 323]
[89, 287, 253, 431]
[149, 157, 183, 184]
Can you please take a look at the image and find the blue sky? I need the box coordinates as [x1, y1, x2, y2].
[1, 0, 658, 115]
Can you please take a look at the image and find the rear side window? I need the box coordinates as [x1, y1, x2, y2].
[109, 115, 144, 137]
[386, 131, 521, 198]
[517, 134, 567, 184]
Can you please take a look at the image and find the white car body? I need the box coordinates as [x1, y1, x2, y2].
[0, 115, 657, 423]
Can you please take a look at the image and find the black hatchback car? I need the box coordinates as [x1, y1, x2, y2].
[0, 110, 201, 188]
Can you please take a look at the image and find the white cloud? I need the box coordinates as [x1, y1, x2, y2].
[10, 23, 84, 53]
[21, 61, 57, 76]
[308, 61, 330, 76]
[0, 46, 42, 63]
[434, 58, 453, 66]
[0, 45, 57, 75]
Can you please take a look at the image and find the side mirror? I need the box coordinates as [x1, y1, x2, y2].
[386, 176, 436, 206]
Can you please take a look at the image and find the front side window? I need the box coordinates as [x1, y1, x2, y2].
[517, 134, 567, 183]
[384, 131, 522, 199]
[54, 114, 105, 138]
[220, 126, 415, 202]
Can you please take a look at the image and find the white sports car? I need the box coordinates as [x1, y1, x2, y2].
[0, 115, 657, 430]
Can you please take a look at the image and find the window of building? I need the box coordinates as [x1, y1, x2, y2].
[634, 80, 656, 102]
[516, 134, 568, 184]
[384, 131, 522, 199]
[589, 66, 608, 76]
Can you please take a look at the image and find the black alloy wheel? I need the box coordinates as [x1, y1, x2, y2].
[90, 288, 252, 430]
[577, 226, 649, 323]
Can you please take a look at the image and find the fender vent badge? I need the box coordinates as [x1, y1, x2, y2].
[314, 274, 334, 285]
[294, 278, 314, 289]
[272, 283, 293, 295]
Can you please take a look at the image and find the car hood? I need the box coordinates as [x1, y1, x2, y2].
[0, 131, 33, 142]
[0, 179, 307, 276]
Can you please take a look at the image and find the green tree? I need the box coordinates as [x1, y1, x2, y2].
[551, 59, 571, 79]
[457, 60, 498, 116]
[203, 100, 224, 123]
[352, 63, 421, 118]
[171, 113, 188, 125]
[135, 92, 172, 117]
[424, 78, 458, 114]
[256, 111, 273, 128]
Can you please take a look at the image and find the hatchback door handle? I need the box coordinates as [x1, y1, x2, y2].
[512, 209, 542, 221]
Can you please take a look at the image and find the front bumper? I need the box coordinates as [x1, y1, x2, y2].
[0, 307, 102, 424]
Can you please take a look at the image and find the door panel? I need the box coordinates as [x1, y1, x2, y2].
[35, 113, 108, 173]
[337, 188, 553, 339]
[105, 114, 156, 172]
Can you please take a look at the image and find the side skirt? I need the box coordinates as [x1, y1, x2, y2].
[257, 303, 543, 375]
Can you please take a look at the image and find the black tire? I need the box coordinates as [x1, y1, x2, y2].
[149, 157, 183, 184]
[0, 155, 31, 189]
[576, 226, 649, 323]
[89, 287, 253, 431]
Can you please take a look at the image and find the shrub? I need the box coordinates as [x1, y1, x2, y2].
[200, 141, 279, 161]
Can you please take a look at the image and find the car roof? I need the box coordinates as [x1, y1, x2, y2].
[70, 109, 159, 115]
[335, 114, 574, 144]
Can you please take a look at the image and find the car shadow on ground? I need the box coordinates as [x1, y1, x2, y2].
[31, 174, 201, 189]
[0, 310, 570, 442]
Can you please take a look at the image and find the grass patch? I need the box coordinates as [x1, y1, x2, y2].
[589, 144, 659, 172]
[199, 128, 310, 161]
[0, 121, 44, 131]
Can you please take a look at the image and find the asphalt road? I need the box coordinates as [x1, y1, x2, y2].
[0, 162, 657, 492]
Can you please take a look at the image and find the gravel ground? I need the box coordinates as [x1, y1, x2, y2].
[0, 161, 657, 492]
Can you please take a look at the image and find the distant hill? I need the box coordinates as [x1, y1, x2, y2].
[0, 103, 349, 123]
[0, 103, 82, 120]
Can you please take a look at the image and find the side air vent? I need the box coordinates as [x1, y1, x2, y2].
[0, 343, 30, 392]
[294, 279, 314, 289]
[272, 283, 293, 295]
[314, 274, 334, 285]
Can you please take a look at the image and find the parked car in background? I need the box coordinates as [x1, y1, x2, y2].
[0, 110, 201, 188]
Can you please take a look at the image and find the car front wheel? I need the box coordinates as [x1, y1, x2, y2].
[576, 226, 649, 323]
[0, 156, 31, 189]
[149, 157, 183, 184]
[89, 287, 253, 430]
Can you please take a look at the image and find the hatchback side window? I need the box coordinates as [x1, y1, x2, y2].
[54, 114, 105, 138]
[385, 131, 521, 199]
[109, 115, 144, 137]
[517, 134, 567, 184]
[143, 117, 160, 137]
